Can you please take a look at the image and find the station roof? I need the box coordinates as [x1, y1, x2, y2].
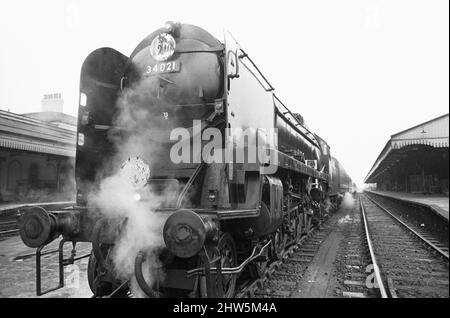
[365, 113, 449, 183]
[22, 111, 77, 130]
[0, 110, 76, 157]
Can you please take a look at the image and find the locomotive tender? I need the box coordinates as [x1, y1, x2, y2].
[17, 22, 353, 297]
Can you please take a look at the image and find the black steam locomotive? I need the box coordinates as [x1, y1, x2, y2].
[17, 22, 353, 297]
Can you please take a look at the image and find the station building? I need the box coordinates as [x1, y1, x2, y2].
[365, 113, 449, 195]
[0, 94, 76, 203]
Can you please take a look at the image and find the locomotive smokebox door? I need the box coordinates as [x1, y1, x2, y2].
[76, 48, 128, 204]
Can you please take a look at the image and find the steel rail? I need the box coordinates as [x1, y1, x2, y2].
[0, 221, 17, 226]
[235, 225, 317, 298]
[359, 197, 389, 298]
[0, 229, 18, 235]
[365, 194, 449, 260]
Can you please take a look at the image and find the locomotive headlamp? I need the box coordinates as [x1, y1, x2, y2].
[133, 193, 142, 201]
[120, 157, 151, 189]
[150, 32, 176, 62]
[163, 210, 217, 258]
[163, 21, 180, 36]
[77, 133, 85, 146]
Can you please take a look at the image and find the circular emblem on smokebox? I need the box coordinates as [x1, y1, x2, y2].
[120, 157, 151, 189]
[150, 33, 176, 62]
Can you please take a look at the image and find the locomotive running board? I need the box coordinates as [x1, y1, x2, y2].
[277, 151, 329, 181]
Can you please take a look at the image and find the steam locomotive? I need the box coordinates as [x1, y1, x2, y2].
[17, 22, 353, 297]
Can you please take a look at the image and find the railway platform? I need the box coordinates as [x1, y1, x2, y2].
[0, 235, 92, 298]
[366, 190, 449, 221]
[0, 201, 91, 298]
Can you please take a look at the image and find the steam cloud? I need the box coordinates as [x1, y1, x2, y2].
[87, 76, 179, 297]
[341, 192, 355, 209]
[86, 50, 223, 296]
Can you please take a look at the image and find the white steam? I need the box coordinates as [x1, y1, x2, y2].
[341, 192, 355, 209]
[89, 170, 166, 278]
[87, 76, 179, 296]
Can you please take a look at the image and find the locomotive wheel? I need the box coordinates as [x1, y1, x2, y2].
[88, 247, 128, 297]
[273, 228, 286, 260]
[249, 242, 269, 279]
[87, 249, 113, 297]
[199, 233, 237, 298]
[218, 233, 238, 297]
[295, 213, 304, 240]
[304, 214, 312, 234]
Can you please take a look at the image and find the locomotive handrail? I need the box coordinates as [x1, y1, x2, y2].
[275, 106, 320, 148]
[238, 48, 275, 92]
[176, 162, 205, 208]
[226, 29, 275, 92]
[273, 95, 319, 146]
[174, 45, 225, 54]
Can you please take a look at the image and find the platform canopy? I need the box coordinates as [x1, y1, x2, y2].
[365, 113, 449, 184]
[0, 110, 76, 158]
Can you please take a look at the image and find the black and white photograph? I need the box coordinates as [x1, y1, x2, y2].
[0, 0, 448, 304]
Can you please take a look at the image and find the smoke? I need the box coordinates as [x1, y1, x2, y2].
[341, 192, 355, 209]
[90, 171, 166, 278]
[86, 50, 221, 296]
[87, 76, 182, 297]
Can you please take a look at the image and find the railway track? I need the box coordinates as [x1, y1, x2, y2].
[0, 210, 20, 239]
[333, 201, 376, 298]
[365, 192, 449, 255]
[359, 193, 449, 298]
[236, 216, 335, 298]
[0, 220, 19, 237]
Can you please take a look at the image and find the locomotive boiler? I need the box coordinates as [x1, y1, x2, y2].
[17, 22, 352, 297]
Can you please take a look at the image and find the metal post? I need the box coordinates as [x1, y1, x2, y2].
[36, 245, 44, 296]
[58, 239, 68, 288]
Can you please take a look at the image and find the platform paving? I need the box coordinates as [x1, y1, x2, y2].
[0, 235, 92, 298]
[368, 191, 449, 221]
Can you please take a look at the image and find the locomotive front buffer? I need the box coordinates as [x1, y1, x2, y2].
[17, 205, 271, 297]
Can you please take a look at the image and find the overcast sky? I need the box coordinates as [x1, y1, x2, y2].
[0, 0, 448, 186]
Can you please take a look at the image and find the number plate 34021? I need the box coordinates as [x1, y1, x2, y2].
[145, 61, 180, 76]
